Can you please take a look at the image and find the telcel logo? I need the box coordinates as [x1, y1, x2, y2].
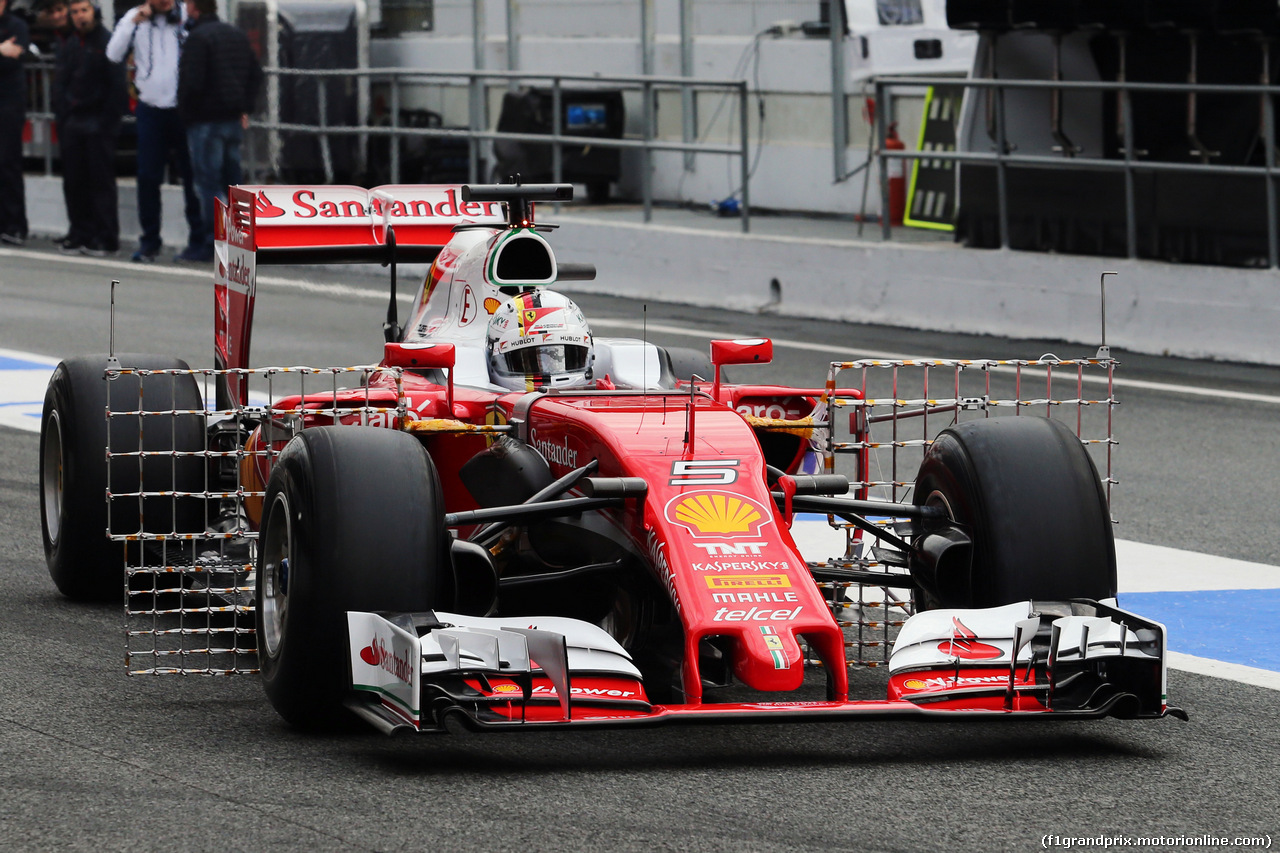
[712, 605, 804, 623]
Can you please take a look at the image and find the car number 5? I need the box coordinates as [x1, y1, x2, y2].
[669, 459, 739, 485]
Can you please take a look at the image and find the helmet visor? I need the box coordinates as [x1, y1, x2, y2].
[501, 344, 590, 378]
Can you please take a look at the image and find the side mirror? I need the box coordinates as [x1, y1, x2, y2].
[383, 342, 456, 414]
[383, 342, 456, 370]
[709, 338, 773, 398]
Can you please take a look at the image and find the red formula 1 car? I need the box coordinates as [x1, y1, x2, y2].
[39, 183, 1185, 733]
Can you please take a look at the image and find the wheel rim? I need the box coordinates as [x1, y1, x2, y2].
[42, 411, 63, 544]
[599, 587, 648, 650]
[924, 489, 955, 522]
[260, 491, 293, 658]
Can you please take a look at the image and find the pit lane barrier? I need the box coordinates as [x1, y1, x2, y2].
[19, 60, 752, 233]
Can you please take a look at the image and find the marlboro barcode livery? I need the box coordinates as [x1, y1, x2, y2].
[37, 182, 1185, 734]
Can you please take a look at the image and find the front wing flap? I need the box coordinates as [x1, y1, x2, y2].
[345, 601, 1183, 735]
[886, 600, 1180, 718]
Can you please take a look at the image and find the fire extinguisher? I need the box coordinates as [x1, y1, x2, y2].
[884, 121, 906, 226]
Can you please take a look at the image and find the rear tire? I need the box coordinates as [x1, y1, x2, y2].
[256, 426, 450, 730]
[662, 346, 714, 385]
[40, 355, 205, 601]
[912, 417, 1116, 609]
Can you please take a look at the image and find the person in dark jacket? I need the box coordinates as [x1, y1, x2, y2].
[29, 0, 70, 58]
[55, 0, 125, 254]
[0, 0, 31, 245]
[177, 0, 261, 262]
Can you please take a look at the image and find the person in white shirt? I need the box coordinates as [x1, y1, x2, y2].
[106, 0, 204, 262]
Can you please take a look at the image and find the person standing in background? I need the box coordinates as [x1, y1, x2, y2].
[178, 0, 260, 263]
[0, 0, 31, 246]
[29, 0, 70, 57]
[106, 0, 203, 262]
[55, 0, 126, 255]
[30, 0, 74, 247]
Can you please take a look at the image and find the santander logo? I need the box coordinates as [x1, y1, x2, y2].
[253, 188, 503, 222]
[937, 617, 1003, 660]
[359, 636, 414, 684]
[255, 191, 286, 218]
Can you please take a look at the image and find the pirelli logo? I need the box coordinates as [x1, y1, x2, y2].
[704, 574, 791, 590]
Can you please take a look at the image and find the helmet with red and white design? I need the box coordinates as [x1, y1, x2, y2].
[485, 290, 594, 391]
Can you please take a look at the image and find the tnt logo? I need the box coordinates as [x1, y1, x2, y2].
[692, 542, 766, 556]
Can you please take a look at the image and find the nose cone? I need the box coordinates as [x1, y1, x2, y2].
[731, 623, 806, 692]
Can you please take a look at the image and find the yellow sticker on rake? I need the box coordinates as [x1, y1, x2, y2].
[705, 574, 791, 589]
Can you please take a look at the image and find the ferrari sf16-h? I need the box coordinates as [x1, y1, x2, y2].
[38, 182, 1185, 733]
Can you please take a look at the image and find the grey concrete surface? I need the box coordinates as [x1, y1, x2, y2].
[21, 172, 1280, 367]
[1, 248, 1279, 851]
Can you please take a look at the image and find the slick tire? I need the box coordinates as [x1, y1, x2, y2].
[41, 355, 205, 602]
[662, 346, 714, 385]
[256, 426, 450, 730]
[912, 416, 1116, 610]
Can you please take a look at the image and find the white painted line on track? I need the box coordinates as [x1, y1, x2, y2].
[792, 520, 1280, 596]
[0, 246, 408, 303]
[1167, 653, 1280, 691]
[4, 346, 1278, 688]
[6, 247, 1280, 407]
[1116, 539, 1280, 592]
[0, 347, 59, 365]
[0, 348, 60, 432]
[591, 318, 1280, 406]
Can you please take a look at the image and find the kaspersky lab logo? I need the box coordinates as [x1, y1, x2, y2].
[664, 491, 772, 538]
[359, 636, 413, 684]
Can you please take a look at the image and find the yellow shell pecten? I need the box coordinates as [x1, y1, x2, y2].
[674, 493, 762, 535]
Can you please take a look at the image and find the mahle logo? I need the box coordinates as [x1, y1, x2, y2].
[665, 491, 772, 538]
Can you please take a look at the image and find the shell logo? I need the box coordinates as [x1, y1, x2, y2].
[491, 683, 521, 695]
[665, 491, 772, 538]
[903, 679, 928, 690]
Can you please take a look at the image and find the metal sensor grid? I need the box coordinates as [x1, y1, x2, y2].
[814, 355, 1118, 667]
[107, 364, 408, 676]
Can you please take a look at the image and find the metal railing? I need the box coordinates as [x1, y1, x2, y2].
[22, 60, 59, 177]
[873, 74, 1280, 268]
[254, 66, 754, 232]
[20, 61, 752, 231]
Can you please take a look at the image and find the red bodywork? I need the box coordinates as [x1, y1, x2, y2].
[252, 365, 855, 705]
[216, 184, 1174, 726]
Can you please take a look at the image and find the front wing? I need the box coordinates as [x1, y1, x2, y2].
[345, 600, 1185, 735]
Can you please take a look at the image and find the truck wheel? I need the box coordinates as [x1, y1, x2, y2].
[256, 426, 450, 730]
[41, 355, 205, 601]
[912, 417, 1116, 610]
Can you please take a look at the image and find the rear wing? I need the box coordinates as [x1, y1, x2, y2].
[213, 184, 506, 408]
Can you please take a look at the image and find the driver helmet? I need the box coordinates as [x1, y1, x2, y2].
[486, 290, 594, 391]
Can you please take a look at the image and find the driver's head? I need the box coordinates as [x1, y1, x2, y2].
[486, 290, 593, 391]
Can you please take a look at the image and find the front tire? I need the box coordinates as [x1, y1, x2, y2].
[40, 355, 205, 601]
[912, 417, 1116, 609]
[256, 426, 450, 730]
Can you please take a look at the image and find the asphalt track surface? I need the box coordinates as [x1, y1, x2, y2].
[2, 247, 1278, 852]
